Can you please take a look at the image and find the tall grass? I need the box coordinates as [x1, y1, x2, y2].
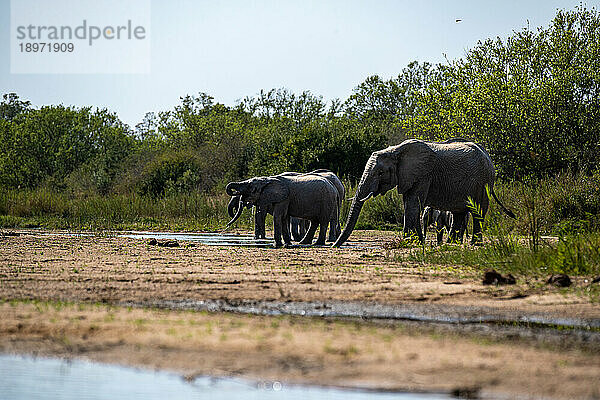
[403, 231, 600, 277]
[0, 188, 246, 231]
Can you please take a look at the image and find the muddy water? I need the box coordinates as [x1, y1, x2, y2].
[0, 355, 450, 400]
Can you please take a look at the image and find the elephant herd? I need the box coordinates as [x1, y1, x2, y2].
[225, 138, 515, 248]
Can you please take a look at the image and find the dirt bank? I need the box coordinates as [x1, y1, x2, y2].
[1, 230, 599, 399]
[1, 230, 598, 317]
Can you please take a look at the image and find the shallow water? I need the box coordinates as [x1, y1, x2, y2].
[32, 229, 373, 248]
[120, 231, 275, 247]
[0, 354, 450, 400]
[118, 231, 371, 248]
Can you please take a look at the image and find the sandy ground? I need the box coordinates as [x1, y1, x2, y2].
[1, 230, 599, 399]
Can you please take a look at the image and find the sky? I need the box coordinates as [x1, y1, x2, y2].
[1, 0, 598, 128]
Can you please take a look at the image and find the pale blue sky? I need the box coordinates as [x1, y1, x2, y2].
[1, 0, 597, 127]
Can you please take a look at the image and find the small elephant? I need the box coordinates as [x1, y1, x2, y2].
[421, 207, 453, 245]
[334, 138, 516, 247]
[226, 174, 339, 247]
[227, 169, 344, 242]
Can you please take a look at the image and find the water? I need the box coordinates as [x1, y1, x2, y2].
[0, 354, 450, 400]
[117, 231, 370, 248]
[119, 231, 275, 247]
[33, 230, 372, 248]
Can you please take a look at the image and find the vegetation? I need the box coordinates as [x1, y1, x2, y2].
[1, 6, 599, 276]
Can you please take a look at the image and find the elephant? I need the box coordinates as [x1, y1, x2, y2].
[227, 169, 344, 242]
[226, 174, 340, 247]
[333, 138, 515, 247]
[421, 207, 453, 245]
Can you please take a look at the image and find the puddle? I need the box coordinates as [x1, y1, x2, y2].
[32, 230, 371, 248]
[0, 354, 450, 400]
[119, 231, 373, 248]
[120, 231, 276, 247]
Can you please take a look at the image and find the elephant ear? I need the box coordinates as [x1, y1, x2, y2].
[393, 139, 436, 194]
[257, 177, 289, 207]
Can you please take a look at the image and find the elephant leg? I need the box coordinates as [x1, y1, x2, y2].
[282, 214, 292, 245]
[327, 220, 336, 242]
[315, 219, 328, 245]
[299, 220, 318, 245]
[471, 199, 488, 245]
[327, 208, 339, 242]
[471, 216, 483, 244]
[448, 212, 467, 243]
[435, 219, 444, 245]
[272, 204, 287, 248]
[403, 195, 425, 243]
[254, 207, 267, 239]
[300, 219, 308, 238]
[290, 218, 301, 242]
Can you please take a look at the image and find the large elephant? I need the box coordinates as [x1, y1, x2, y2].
[226, 174, 339, 247]
[227, 169, 344, 242]
[333, 138, 515, 247]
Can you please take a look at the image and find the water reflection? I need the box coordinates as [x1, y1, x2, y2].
[0, 354, 450, 400]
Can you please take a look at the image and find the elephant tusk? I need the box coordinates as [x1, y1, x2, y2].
[345, 196, 355, 201]
[358, 192, 374, 202]
[224, 199, 246, 229]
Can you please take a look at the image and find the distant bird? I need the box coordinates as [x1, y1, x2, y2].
[455, 19, 463, 23]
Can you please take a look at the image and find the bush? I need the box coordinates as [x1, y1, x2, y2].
[138, 151, 204, 197]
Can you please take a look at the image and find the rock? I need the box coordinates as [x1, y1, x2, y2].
[451, 386, 480, 399]
[482, 269, 516, 285]
[147, 238, 179, 247]
[158, 240, 179, 248]
[547, 274, 572, 287]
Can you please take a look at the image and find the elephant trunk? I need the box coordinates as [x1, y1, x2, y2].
[333, 159, 376, 247]
[332, 197, 365, 247]
[225, 196, 245, 228]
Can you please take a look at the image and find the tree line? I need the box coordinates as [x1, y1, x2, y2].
[1, 6, 598, 198]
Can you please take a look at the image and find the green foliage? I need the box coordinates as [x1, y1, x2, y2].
[0, 97, 134, 191]
[403, 6, 600, 178]
[138, 151, 204, 197]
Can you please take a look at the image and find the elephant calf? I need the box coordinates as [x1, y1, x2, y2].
[226, 174, 339, 247]
[421, 207, 453, 245]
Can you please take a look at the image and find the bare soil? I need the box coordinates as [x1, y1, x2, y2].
[1, 230, 599, 399]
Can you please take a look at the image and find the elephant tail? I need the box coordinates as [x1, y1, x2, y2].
[490, 187, 516, 219]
